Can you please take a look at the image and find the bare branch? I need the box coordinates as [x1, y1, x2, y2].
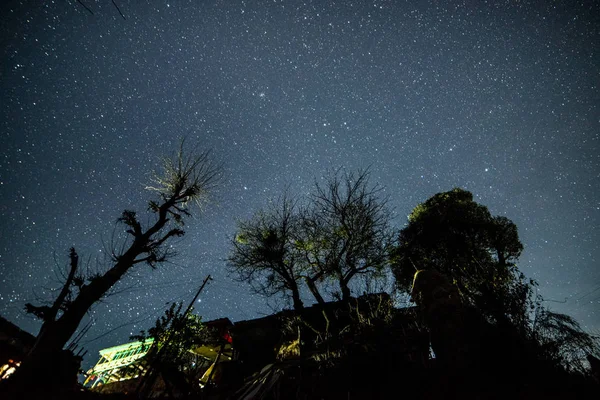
[301, 168, 393, 301]
[145, 140, 222, 213]
[228, 192, 305, 311]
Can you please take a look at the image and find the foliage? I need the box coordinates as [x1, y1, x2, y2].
[393, 187, 600, 376]
[131, 302, 208, 361]
[533, 307, 600, 375]
[391, 188, 528, 327]
[130, 302, 211, 398]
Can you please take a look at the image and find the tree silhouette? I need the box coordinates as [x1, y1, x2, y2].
[302, 169, 393, 302]
[131, 302, 208, 396]
[8, 143, 221, 393]
[393, 188, 600, 377]
[229, 169, 393, 308]
[391, 188, 528, 327]
[532, 307, 600, 375]
[228, 193, 306, 311]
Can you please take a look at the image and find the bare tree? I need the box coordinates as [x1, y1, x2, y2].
[301, 169, 394, 302]
[228, 169, 393, 309]
[228, 193, 305, 311]
[295, 206, 330, 306]
[10, 143, 221, 392]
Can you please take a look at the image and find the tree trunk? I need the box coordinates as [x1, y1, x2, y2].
[306, 276, 325, 305]
[340, 281, 352, 301]
[291, 286, 304, 311]
[10, 241, 152, 393]
[339, 274, 352, 301]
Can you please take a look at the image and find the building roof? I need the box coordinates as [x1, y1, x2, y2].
[98, 338, 154, 356]
[0, 316, 36, 345]
[0, 316, 37, 362]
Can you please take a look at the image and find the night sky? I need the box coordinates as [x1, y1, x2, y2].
[1, 1, 598, 368]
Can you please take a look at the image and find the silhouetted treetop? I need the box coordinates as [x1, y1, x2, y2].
[392, 188, 526, 327]
[228, 193, 306, 311]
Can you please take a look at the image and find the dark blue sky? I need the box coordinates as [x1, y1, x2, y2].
[1, 0, 598, 368]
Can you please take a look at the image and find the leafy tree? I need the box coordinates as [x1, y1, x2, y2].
[228, 194, 306, 311]
[391, 188, 527, 327]
[300, 169, 394, 302]
[132, 302, 207, 361]
[10, 143, 221, 391]
[132, 302, 209, 396]
[532, 307, 600, 375]
[393, 188, 600, 377]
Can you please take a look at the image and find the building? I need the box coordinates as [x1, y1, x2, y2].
[83, 338, 154, 388]
[83, 295, 429, 397]
[84, 318, 234, 394]
[0, 316, 36, 380]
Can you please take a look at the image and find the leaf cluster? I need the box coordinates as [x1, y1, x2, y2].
[392, 188, 527, 325]
[131, 302, 208, 361]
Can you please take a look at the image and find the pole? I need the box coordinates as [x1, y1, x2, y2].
[136, 275, 213, 398]
[183, 275, 212, 316]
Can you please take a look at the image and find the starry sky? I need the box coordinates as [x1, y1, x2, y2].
[1, 0, 598, 368]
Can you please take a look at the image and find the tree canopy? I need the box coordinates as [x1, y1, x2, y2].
[131, 302, 209, 397]
[391, 188, 527, 327]
[393, 187, 600, 376]
[131, 302, 207, 360]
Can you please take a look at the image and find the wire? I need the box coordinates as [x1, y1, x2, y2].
[575, 284, 600, 302]
[79, 312, 155, 346]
